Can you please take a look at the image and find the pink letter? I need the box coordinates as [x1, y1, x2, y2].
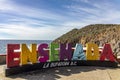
[38, 43, 49, 62]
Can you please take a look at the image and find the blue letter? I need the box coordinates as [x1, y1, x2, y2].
[72, 44, 86, 60]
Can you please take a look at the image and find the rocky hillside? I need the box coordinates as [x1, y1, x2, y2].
[52, 24, 120, 55]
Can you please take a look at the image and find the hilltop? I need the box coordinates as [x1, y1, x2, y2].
[52, 24, 120, 55]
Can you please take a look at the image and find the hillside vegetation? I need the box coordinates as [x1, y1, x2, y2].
[52, 24, 120, 55]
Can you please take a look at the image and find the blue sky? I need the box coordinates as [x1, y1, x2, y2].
[0, 0, 120, 40]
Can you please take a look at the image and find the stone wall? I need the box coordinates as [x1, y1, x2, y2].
[0, 55, 6, 64]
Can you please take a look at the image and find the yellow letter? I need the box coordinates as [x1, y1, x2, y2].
[86, 43, 100, 60]
[20, 44, 37, 65]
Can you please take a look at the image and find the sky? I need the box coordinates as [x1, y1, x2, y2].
[0, 0, 120, 40]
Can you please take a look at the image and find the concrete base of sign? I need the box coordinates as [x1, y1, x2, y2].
[5, 60, 118, 76]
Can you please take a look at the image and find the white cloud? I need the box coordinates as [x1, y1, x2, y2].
[0, 0, 70, 40]
[0, 0, 66, 21]
[0, 0, 14, 11]
[0, 0, 120, 40]
[0, 23, 70, 40]
[65, 0, 120, 25]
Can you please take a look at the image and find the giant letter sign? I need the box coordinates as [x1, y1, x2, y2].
[60, 44, 72, 60]
[7, 44, 20, 68]
[72, 44, 86, 60]
[20, 44, 37, 65]
[49, 43, 59, 61]
[100, 44, 116, 62]
[86, 43, 100, 60]
[38, 43, 49, 62]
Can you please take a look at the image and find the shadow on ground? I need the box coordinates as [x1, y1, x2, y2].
[7, 66, 113, 80]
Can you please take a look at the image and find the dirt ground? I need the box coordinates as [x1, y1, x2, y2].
[0, 65, 120, 80]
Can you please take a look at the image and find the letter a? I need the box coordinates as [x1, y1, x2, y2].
[72, 44, 86, 60]
[100, 44, 116, 62]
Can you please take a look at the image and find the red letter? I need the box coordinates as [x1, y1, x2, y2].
[100, 44, 116, 62]
[7, 44, 20, 68]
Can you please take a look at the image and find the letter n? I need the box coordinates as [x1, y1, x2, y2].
[60, 44, 72, 60]
[100, 44, 116, 62]
[20, 44, 37, 65]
